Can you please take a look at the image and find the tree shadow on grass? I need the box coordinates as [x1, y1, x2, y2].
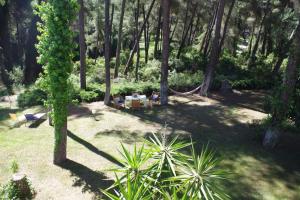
[119, 94, 300, 200]
[58, 159, 113, 199]
[94, 129, 149, 144]
[67, 130, 124, 167]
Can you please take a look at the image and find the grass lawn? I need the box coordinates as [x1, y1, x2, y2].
[1, 91, 300, 200]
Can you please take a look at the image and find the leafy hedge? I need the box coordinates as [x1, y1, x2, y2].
[17, 87, 47, 108]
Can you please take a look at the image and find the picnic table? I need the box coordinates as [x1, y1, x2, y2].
[125, 95, 147, 108]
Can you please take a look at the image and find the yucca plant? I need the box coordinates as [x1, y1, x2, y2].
[102, 172, 153, 200]
[146, 131, 191, 178]
[170, 144, 230, 200]
[115, 143, 150, 177]
[102, 131, 230, 200]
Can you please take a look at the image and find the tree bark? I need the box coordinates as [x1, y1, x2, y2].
[109, 3, 114, 50]
[143, 4, 149, 63]
[135, 0, 140, 81]
[114, 0, 126, 78]
[24, 0, 42, 84]
[154, 2, 162, 59]
[219, 0, 235, 51]
[104, 0, 111, 105]
[170, 17, 178, 42]
[79, 0, 86, 90]
[160, 0, 170, 105]
[247, 22, 256, 57]
[0, 3, 13, 88]
[54, 122, 67, 164]
[264, 20, 300, 148]
[95, 0, 102, 61]
[177, 3, 197, 58]
[199, 0, 225, 96]
[124, 0, 156, 75]
[248, 0, 270, 68]
[202, 3, 219, 57]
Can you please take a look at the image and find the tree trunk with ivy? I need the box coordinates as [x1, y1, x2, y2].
[36, 0, 77, 164]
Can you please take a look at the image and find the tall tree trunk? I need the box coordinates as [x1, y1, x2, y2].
[154, 2, 162, 59]
[219, 0, 235, 51]
[110, 3, 114, 49]
[54, 122, 67, 164]
[202, 3, 219, 57]
[143, 4, 149, 63]
[248, 0, 270, 68]
[189, 14, 200, 45]
[177, 3, 197, 58]
[264, 21, 300, 149]
[104, 0, 111, 105]
[124, 0, 156, 75]
[135, 0, 140, 81]
[199, 0, 225, 96]
[247, 22, 256, 57]
[170, 17, 178, 42]
[24, 0, 42, 84]
[0, 3, 13, 88]
[280, 22, 300, 110]
[95, 0, 102, 62]
[161, 0, 170, 105]
[114, 0, 126, 78]
[79, 0, 86, 90]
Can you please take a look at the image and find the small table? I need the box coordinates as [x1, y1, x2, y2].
[125, 95, 147, 108]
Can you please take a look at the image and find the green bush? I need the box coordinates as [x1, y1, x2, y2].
[79, 90, 99, 102]
[169, 71, 204, 90]
[73, 58, 105, 83]
[17, 87, 47, 108]
[0, 161, 35, 200]
[102, 130, 230, 200]
[140, 59, 161, 81]
[111, 81, 159, 97]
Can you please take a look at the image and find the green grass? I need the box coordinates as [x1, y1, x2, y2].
[1, 91, 300, 199]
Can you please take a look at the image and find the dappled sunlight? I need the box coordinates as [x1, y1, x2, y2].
[1, 91, 300, 199]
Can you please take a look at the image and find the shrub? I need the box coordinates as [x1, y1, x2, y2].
[79, 90, 99, 102]
[73, 58, 105, 83]
[17, 86, 47, 108]
[0, 161, 35, 200]
[8, 66, 24, 87]
[140, 59, 161, 81]
[111, 81, 159, 97]
[169, 71, 204, 91]
[180, 47, 207, 72]
[102, 129, 230, 200]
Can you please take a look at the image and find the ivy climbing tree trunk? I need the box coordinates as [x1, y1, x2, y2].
[78, 0, 86, 90]
[160, 0, 170, 105]
[114, 0, 126, 78]
[104, 0, 111, 105]
[199, 0, 225, 96]
[36, 0, 77, 164]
